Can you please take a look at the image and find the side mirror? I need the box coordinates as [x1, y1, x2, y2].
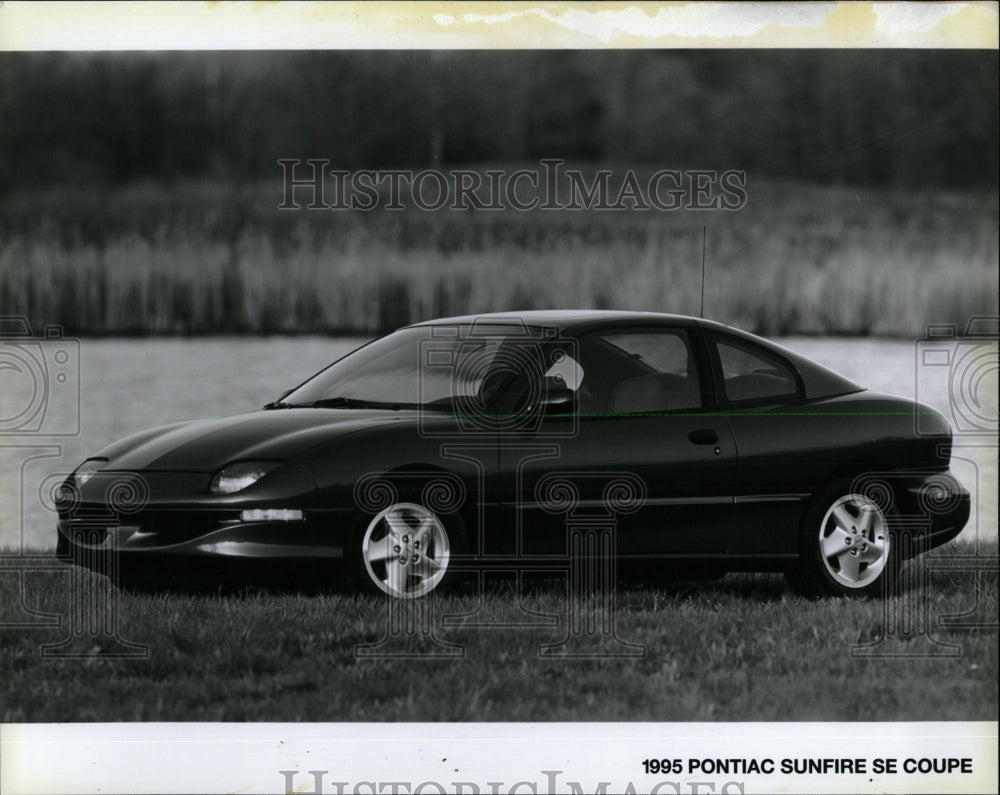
[540, 386, 575, 415]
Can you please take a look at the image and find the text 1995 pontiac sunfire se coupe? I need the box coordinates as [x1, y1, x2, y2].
[58, 311, 969, 598]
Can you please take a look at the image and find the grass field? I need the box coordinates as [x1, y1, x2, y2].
[1, 540, 995, 723]
[1, 175, 997, 337]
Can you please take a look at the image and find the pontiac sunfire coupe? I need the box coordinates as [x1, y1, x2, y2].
[57, 311, 969, 597]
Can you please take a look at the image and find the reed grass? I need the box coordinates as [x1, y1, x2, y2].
[1, 176, 996, 336]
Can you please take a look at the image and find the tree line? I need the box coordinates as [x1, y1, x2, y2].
[1, 49, 996, 192]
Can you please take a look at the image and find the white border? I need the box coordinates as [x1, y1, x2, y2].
[0, 3, 996, 795]
[2, 721, 998, 794]
[0, 2, 997, 51]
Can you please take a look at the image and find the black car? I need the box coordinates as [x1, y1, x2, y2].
[57, 311, 969, 597]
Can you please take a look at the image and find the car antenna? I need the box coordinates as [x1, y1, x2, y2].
[700, 225, 707, 318]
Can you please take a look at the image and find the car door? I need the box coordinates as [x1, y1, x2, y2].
[702, 331, 812, 557]
[497, 325, 737, 559]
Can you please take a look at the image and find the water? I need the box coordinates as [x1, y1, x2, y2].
[2, 336, 995, 549]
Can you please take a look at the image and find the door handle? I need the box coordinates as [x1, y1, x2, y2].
[688, 428, 719, 445]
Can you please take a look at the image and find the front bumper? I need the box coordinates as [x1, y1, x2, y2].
[56, 509, 349, 588]
[58, 518, 345, 559]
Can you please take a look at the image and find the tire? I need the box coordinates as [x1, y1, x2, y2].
[790, 479, 897, 597]
[349, 501, 466, 599]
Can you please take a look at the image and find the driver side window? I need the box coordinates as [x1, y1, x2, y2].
[576, 328, 703, 415]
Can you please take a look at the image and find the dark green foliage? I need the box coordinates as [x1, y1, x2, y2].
[0, 50, 996, 191]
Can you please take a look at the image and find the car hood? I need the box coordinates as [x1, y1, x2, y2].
[94, 408, 415, 472]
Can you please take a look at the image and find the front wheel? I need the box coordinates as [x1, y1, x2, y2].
[791, 483, 896, 597]
[352, 502, 463, 598]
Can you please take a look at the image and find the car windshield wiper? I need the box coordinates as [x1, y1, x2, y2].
[421, 396, 460, 412]
[263, 389, 295, 410]
[303, 397, 416, 410]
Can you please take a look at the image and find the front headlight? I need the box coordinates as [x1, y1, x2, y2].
[72, 458, 107, 487]
[210, 461, 277, 494]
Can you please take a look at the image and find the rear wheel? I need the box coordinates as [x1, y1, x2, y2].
[352, 502, 463, 598]
[791, 482, 896, 597]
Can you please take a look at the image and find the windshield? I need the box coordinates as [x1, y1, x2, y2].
[278, 324, 575, 410]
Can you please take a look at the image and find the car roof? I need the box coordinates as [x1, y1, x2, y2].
[409, 310, 754, 339]
[410, 309, 703, 330]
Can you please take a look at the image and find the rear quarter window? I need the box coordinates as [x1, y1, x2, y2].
[712, 337, 801, 405]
